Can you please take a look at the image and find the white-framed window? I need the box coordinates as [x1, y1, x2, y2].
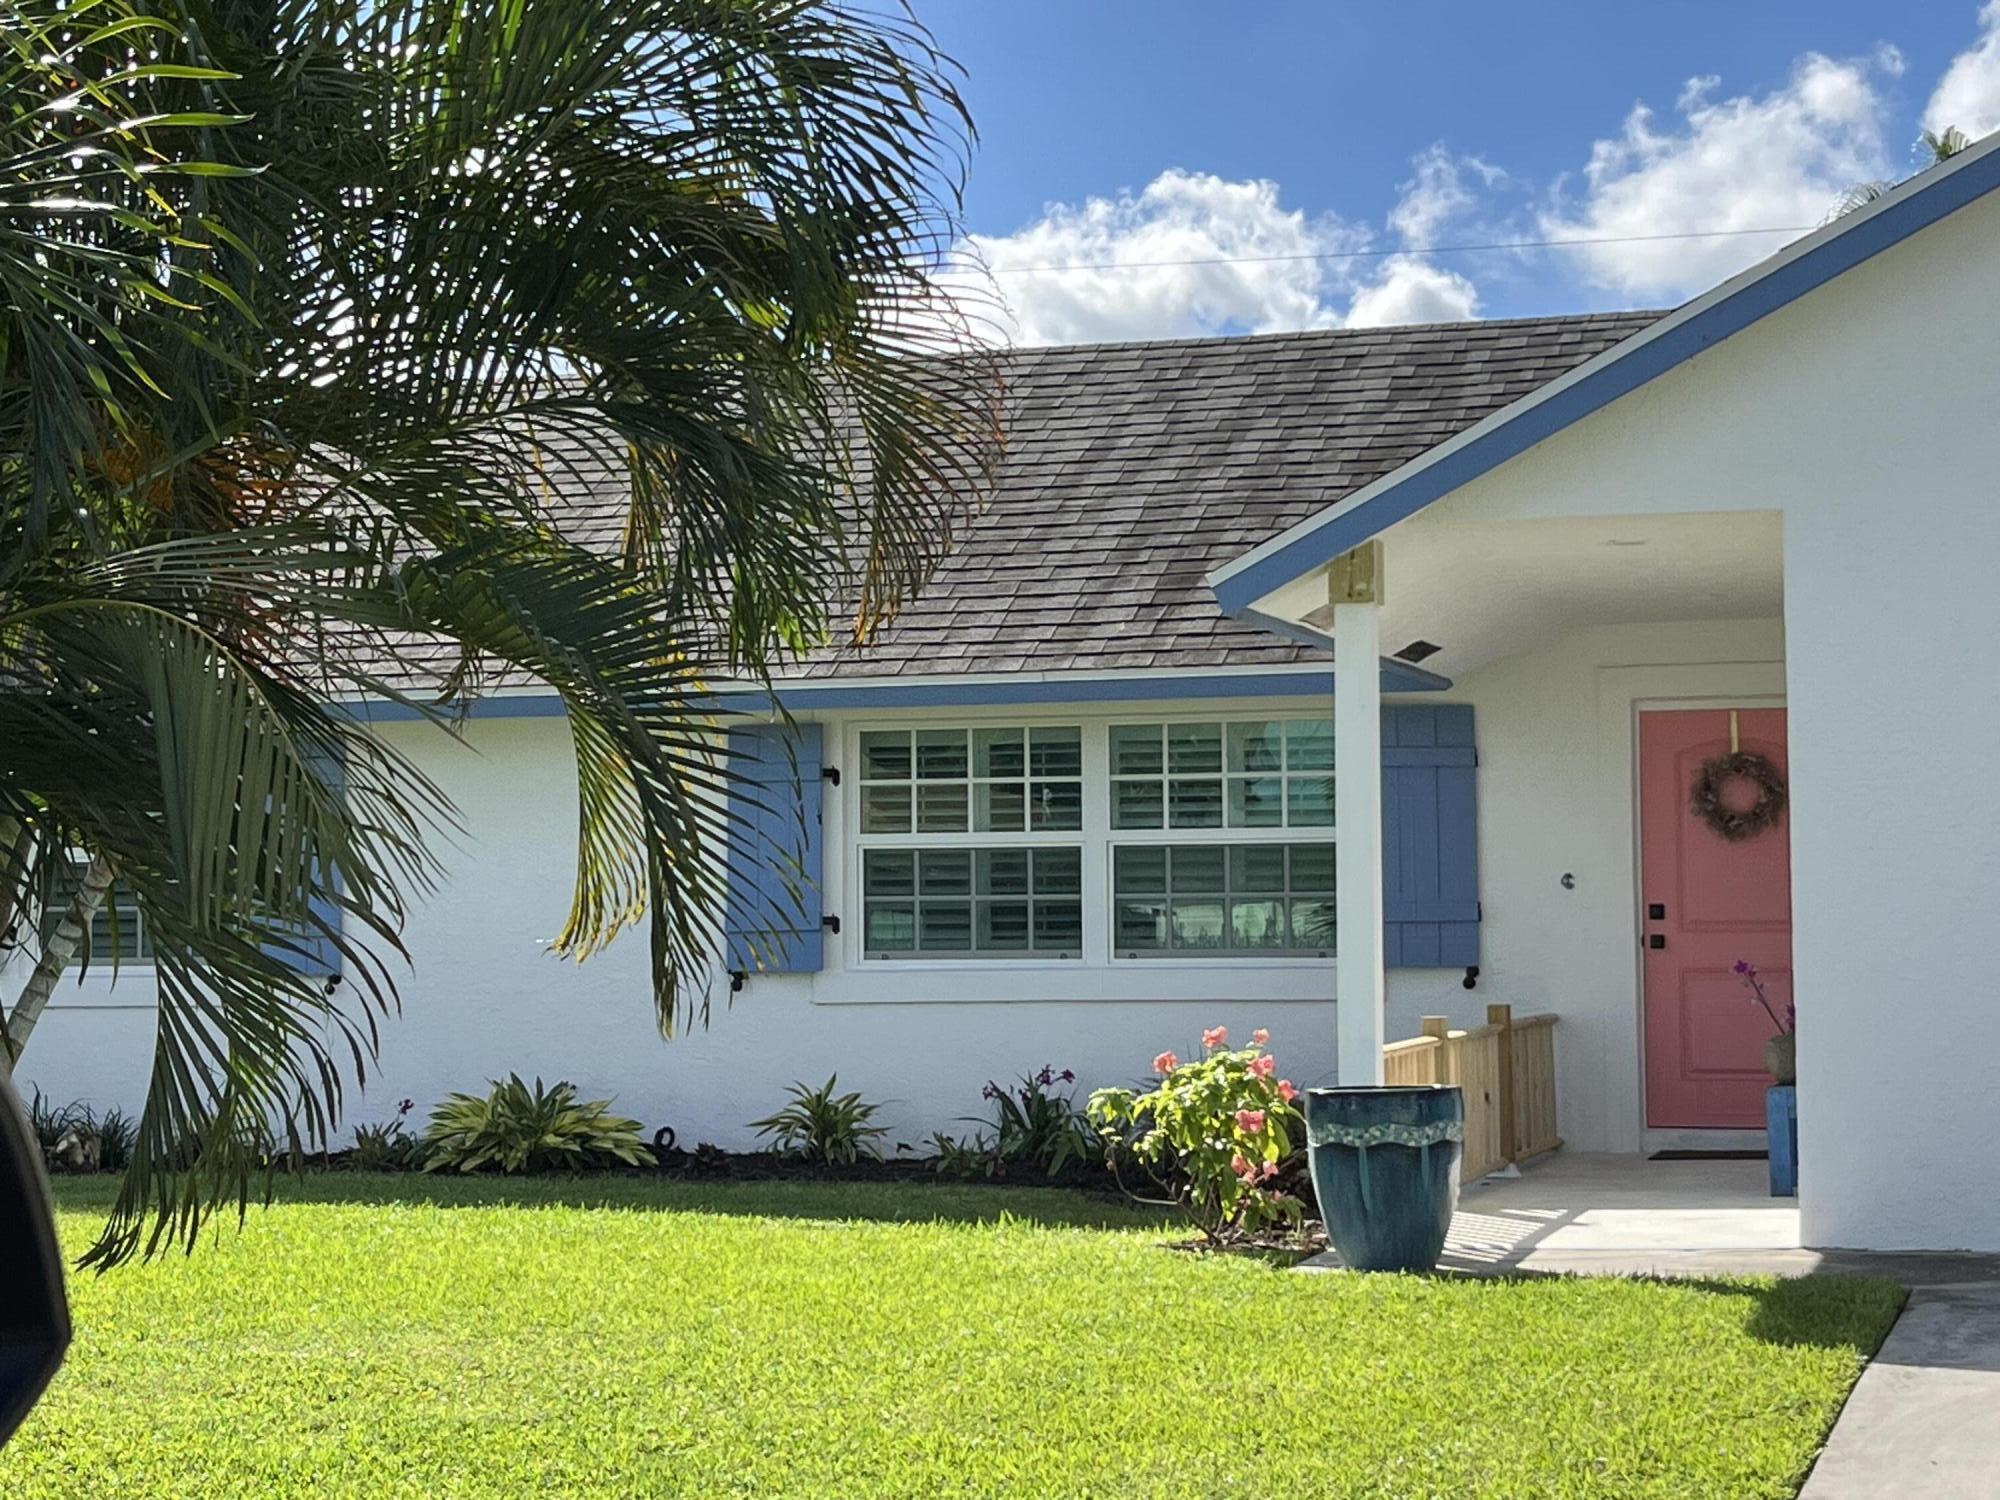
[1108, 718, 1332, 830]
[1107, 715, 1335, 958]
[848, 712, 1335, 965]
[43, 861, 153, 964]
[856, 724, 1085, 959]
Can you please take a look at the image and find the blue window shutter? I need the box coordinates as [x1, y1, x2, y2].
[1381, 704, 1479, 968]
[722, 723, 825, 974]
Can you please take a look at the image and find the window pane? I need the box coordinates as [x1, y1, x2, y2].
[1110, 724, 1164, 776]
[1170, 900, 1227, 949]
[919, 901, 972, 951]
[860, 730, 912, 780]
[1290, 898, 1337, 950]
[863, 849, 916, 897]
[1167, 777, 1223, 828]
[975, 781, 1025, 832]
[860, 784, 912, 834]
[1289, 843, 1337, 893]
[1230, 899, 1288, 949]
[1167, 722, 1222, 774]
[1114, 899, 1169, 950]
[1030, 780, 1082, 831]
[1228, 776, 1284, 828]
[1288, 775, 1334, 827]
[918, 849, 972, 896]
[1033, 901, 1083, 951]
[1114, 845, 1168, 894]
[864, 902, 916, 952]
[1227, 720, 1283, 773]
[1230, 844, 1287, 892]
[978, 848, 1030, 896]
[979, 901, 1030, 951]
[1032, 847, 1082, 895]
[1112, 778, 1164, 829]
[1028, 726, 1082, 780]
[1285, 719, 1334, 771]
[915, 782, 968, 833]
[973, 727, 1024, 780]
[1170, 845, 1226, 893]
[915, 729, 968, 780]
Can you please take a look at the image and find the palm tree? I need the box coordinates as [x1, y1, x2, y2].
[0, 0, 1001, 1266]
[1836, 125, 1976, 216]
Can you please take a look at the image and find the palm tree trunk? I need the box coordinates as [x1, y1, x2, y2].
[0, 816, 28, 951]
[4, 852, 115, 1066]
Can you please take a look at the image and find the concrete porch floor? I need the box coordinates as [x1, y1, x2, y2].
[1301, 1150, 2000, 1282]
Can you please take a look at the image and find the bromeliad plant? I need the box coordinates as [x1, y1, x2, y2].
[751, 1077, 889, 1166]
[421, 1077, 655, 1175]
[1089, 1027, 1304, 1243]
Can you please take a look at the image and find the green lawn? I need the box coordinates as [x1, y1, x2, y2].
[14, 1175, 1901, 1499]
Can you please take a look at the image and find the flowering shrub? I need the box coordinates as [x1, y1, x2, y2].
[1088, 1026, 1303, 1242]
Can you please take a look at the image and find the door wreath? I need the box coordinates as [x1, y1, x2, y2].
[1689, 749, 1787, 841]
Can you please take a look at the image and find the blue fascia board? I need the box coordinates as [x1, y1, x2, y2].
[1210, 136, 2000, 617]
[340, 659, 1451, 722]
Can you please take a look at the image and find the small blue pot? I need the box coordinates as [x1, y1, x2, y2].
[1305, 1085, 1463, 1272]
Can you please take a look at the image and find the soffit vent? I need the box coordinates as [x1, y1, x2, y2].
[1393, 639, 1443, 664]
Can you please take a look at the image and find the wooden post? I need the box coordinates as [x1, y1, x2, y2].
[1419, 1016, 1450, 1087]
[1488, 1003, 1517, 1164]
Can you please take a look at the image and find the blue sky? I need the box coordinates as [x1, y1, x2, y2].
[922, 2, 2000, 342]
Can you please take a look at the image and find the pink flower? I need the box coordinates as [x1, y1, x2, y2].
[1249, 1054, 1275, 1079]
[1277, 1080, 1298, 1102]
[1236, 1109, 1266, 1134]
[1252, 1028, 1270, 1045]
[1152, 1050, 1178, 1075]
[1231, 1152, 1252, 1178]
[1261, 1162, 1279, 1182]
[1202, 1026, 1228, 1050]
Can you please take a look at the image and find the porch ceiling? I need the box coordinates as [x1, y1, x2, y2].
[1300, 510, 1784, 681]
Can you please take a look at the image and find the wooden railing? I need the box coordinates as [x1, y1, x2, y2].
[1380, 1005, 1561, 1179]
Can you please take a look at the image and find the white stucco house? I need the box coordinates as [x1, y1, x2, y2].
[20, 133, 2000, 1253]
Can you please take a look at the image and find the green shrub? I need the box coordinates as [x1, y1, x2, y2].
[93, 1106, 137, 1173]
[352, 1099, 423, 1171]
[923, 1130, 989, 1179]
[1089, 1025, 1303, 1242]
[965, 1065, 1093, 1177]
[751, 1076, 887, 1165]
[421, 1076, 656, 1174]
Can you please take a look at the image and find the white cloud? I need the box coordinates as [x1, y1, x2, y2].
[950, 170, 1363, 345]
[1927, 2, 2000, 140]
[1345, 256, 1481, 328]
[1540, 52, 1894, 301]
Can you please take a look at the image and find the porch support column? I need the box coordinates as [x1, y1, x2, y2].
[1332, 543, 1386, 1086]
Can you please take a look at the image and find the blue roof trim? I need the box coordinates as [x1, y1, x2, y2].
[342, 660, 1451, 722]
[1210, 138, 2000, 616]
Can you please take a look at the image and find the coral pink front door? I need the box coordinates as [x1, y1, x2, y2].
[1639, 708, 1793, 1130]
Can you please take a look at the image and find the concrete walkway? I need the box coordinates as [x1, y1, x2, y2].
[1299, 1151, 2000, 1498]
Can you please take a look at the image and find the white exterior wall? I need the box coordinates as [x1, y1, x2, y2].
[12, 622, 1782, 1161]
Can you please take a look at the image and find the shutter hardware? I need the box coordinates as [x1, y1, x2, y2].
[821, 764, 840, 786]
[822, 914, 841, 934]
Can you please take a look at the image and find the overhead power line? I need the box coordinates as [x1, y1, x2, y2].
[967, 225, 1815, 276]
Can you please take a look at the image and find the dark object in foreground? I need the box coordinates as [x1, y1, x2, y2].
[0, 1067, 70, 1445]
[1306, 1085, 1464, 1273]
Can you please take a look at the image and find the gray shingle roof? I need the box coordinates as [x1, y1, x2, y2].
[788, 310, 1662, 679]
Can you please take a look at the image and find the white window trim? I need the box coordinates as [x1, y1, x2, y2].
[842, 707, 1337, 972]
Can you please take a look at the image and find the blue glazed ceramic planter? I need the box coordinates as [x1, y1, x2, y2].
[1305, 1085, 1464, 1272]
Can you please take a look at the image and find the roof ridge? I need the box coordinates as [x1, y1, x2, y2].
[1003, 309, 1668, 360]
